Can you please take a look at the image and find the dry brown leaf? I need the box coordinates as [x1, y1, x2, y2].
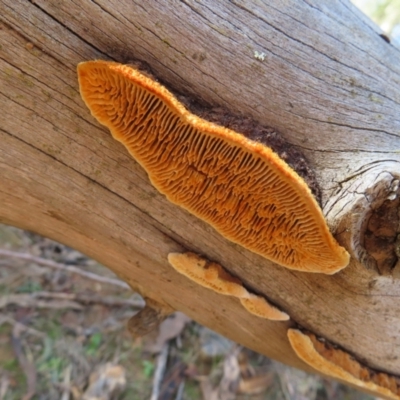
[199, 346, 241, 400]
[217, 348, 241, 400]
[200, 378, 220, 400]
[238, 372, 274, 395]
[236, 349, 274, 395]
[82, 363, 126, 400]
[11, 325, 36, 400]
[145, 312, 191, 353]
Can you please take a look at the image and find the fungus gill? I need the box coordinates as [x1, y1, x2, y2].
[287, 329, 400, 399]
[168, 252, 289, 321]
[77, 60, 349, 273]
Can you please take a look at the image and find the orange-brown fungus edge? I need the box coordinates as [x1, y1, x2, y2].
[77, 60, 349, 273]
[240, 294, 289, 321]
[287, 329, 400, 399]
[168, 252, 289, 321]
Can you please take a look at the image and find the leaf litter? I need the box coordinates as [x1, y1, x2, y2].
[0, 223, 378, 400]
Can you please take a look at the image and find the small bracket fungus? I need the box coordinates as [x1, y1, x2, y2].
[77, 60, 349, 273]
[287, 329, 400, 399]
[168, 252, 289, 321]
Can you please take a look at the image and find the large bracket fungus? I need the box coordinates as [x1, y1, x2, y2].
[288, 329, 400, 400]
[168, 252, 289, 321]
[77, 60, 349, 273]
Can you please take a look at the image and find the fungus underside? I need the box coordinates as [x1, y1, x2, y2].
[77, 60, 349, 273]
[288, 329, 400, 399]
[168, 252, 289, 321]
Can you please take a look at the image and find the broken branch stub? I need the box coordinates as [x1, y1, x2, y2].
[77, 60, 349, 273]
[127, 298, 174, 338]
[325, 163, 400, 275]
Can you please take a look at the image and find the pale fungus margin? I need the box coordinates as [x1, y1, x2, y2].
[288, 329, 400, 400]
[168, 252, 289, 321]
[77, 60, 349, 273]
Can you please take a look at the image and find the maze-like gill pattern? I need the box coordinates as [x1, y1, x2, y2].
[78, 61, 349, 273]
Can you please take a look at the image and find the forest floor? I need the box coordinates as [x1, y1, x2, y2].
[0, 224, 378, 400]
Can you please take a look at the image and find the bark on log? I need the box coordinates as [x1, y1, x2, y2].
[1, 0, 400, 397]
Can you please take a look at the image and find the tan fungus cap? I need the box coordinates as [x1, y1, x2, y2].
[168, 252, 289, 321]
[288, 329, 400, 400]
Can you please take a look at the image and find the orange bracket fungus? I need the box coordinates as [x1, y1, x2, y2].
[77, 60, 349, 273]
[168, 252, 289, 321]
[288, 329, 400, 399]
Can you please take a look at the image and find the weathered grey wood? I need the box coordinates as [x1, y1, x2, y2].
[1, 1, 400, 396]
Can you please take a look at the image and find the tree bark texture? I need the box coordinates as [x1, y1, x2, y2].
[1, 0, 400, 396]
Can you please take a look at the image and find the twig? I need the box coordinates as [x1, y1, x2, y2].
[0, 375, 10, 400]
[0, 291, 145, 311]
[0, 315, 46, 338]
[12, 325, 36, 400]
[0, 293, 83, 310]
[176, 381, 185, 400]
[159, 360, 187, 399]
[31, 291, 145, 308]
[276, 367, 293, 400]
[61, 365, 72, 400]
[0, 249, 130, 289]
[150, 342, 170, 400]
